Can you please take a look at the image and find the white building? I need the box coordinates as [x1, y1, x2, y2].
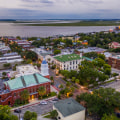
[53, 54, 83, 71]
[41, 59, 49, 78]
[10, 65, 40, 78]
[53, 97, 85, 120]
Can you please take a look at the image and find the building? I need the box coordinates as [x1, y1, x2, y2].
[53, 97, 85, 120]
[0, 53, 23, 70]
[32, 48, 53, 60]
[78, 47, 106, 54]
[0, 46, 11, 54]
[41, 59, 49, 79]
[54, 54, 83, 71]
[0, 73, 51, 106]
[9, 65, 41, 78]
[16, 40, 34, 50]
[108, 42, 120, 49]
[108, 55, 120, 70]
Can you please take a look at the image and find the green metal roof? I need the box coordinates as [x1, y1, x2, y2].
[35, 73, 50, 84]
[54, 54, 81, 62]
[83, 56, 93, 61]
[7, 77, 24, 90]
[54, 97, 85, 117]
[5, 73, 50, 91]
[23, 74, 37, 87]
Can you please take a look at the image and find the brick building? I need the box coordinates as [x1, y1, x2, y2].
[108, 55, 120, 70]
[0, 73, 51, 106]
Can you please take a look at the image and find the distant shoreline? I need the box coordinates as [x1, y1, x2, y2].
[15, 21, 120, 26]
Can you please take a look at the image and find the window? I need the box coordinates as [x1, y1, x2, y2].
[64, 65, 65, 67]
[70, 67, 71, 70]
[14, 93, 16, 96]
[73, 61, 74, 64]
[70, 62, 72, 65]
[76, 60, 77, 64]
[0, 96, 1, 99]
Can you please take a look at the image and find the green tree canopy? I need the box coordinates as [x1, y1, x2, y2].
[76, 88, 120, 118]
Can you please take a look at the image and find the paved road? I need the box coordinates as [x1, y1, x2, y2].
[49, 69, 66, 88]
[111, 68, 120, 74]
[104, 80, 120, 92]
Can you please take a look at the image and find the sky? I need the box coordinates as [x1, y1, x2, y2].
[0, 0, 120, 19]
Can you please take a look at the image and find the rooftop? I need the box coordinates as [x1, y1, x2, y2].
[54, 54, 81, 62]
[54, 98, 85, 117]
[5, 73, 50, 91]
[10, 65, 40, 78]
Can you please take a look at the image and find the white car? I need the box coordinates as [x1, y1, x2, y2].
[40, 101, 47, 105]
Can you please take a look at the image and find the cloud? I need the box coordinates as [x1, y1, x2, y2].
[0, 0, 120, 19]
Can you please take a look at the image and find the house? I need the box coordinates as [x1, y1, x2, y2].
[53, 97, 85, 120]
[54, 54, 83, 71]
[108, 42, 120, 49]
[82, 40, 88, 45]
[0, 73, 51, 106]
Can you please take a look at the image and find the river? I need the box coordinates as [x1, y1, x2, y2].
[0, 23, 115, 37]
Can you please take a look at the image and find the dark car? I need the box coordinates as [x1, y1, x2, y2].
[14, 109, 21, 113]
[52, 98, 59, 101]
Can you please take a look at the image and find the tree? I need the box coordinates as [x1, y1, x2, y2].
[59, 84, 64, 89]
[0, 105, 18, 120]
[98, 54, 105, 60]
[54, 49, 61, 55]
[75, 79, 79, 84]
[2, 72, 6, 76]
[38, 86, 46, 98]
[24, 51, 38, 61]
[24, 111, 37, 120]
[101, 114, 119, 120]
[50, 110, 58, 119]
[94, 58, 105, 68]
[76, 88, 120, 118]
[3, 63, 11, 68]
[20, 90, 29, 103]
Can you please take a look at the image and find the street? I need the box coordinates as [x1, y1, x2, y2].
[104, 80, 120, 92]
[49, 69, 66, 88]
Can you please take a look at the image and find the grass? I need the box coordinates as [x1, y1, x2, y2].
[44, 114, 51, 118]
[16, 21, 120, 26]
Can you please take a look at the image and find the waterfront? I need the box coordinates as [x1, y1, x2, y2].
[0, 23, 115, 37]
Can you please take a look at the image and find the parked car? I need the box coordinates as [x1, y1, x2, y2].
[52, 98, 59, 101]
[14, 109, 21, 113]
[40, 101, 47, 105]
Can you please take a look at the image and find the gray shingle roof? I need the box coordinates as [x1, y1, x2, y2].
[54, 97, 85, 117]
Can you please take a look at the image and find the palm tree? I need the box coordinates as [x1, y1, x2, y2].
[20, 90, 29, 103]
[38, 86, 46, 99]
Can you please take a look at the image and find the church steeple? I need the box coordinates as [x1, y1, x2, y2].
[40, 58, 49, 79]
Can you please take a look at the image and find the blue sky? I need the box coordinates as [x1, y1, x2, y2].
[0, 0, 120, 19]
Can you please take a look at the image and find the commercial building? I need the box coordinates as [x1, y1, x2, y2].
[0, 53, 23, 69]
[54, 54, 83, 71]
[0, 73, 51, 106]
[53, 97, 85, 120]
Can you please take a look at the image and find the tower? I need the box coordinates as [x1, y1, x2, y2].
[41, 59, 49, 79]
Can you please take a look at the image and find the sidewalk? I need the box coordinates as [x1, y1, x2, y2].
[12, 96, 57, 111]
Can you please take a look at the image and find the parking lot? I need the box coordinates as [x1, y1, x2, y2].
[13, 100, 56, 119]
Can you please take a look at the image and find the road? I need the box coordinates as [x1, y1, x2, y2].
[111, 68, 120, 75]
[49, 69, 66, 88]
[104, 80, 120, 92]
